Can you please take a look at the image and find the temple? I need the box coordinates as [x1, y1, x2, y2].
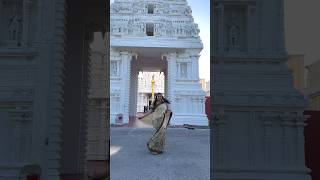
[110, 0, 208, 125]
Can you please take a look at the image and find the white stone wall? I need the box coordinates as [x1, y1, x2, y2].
[110, 49, 135, 123]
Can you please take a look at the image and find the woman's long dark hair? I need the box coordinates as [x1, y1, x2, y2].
[152, 93, 170, 108]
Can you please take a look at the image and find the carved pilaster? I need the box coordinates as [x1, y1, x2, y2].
[260, 112, 276, 167]
[295, 113, 307, 168]
[213, 110, 227, 167]
[246, 3, 257, 53]
[190, 54, 200, 81]
[22, 0, 32, 47]
[215, 3, 224, 52]
[278, 0, 286, 54]
[9, 104, 33, 163]
[280, 112, 295, 166]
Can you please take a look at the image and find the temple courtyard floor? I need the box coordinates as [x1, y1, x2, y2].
[110, 127, 210, 180]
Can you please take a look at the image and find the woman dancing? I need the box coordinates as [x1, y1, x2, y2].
[138, 93, 172, 155]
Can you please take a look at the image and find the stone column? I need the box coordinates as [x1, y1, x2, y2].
[9, 107, 33, 163]
[260, 112, 275, 167]
[213, 110, 227, 167]
[295, 114, 307, 168]
[120, 51, 132, 124]
[281, 112, 293, 166]
[129, 56, 139, 117]
[216, 3, 224, 52]
[164, 69, 168, 100]
[246, 4, 257, 53]
[277, 0, 286, 54]
[133, 71, 139, 115]
[190, 54, 200, 81]
[166, 52, 177, 117]
[98, 100, 109, 159]
[22, 0, 32, 47]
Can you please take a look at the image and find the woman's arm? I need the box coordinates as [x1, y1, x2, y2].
[138, 109, 154, 119]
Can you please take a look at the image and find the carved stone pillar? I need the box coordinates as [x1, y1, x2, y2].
[166, 52, 177, 117]
[22, 0, 32, 47]
[213, 110, 227, 167]
[260, 112, 275, 167]
[190, 54, 200, 81]
[280, 112, 294, 166]
[9, 105, 33, 163]
[295, 114, 307, 169]
[216, 3, 224, 52]
[129, 54, 139, 117]
[246, 4, 257, 53]
[120, 51, 132, 123]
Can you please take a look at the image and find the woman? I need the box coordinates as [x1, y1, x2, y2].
[138, 93, 172, 155]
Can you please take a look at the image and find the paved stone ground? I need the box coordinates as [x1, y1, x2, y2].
[110, 127, 210, 180]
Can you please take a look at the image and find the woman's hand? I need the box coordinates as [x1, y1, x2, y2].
[138, 110, 153, 119]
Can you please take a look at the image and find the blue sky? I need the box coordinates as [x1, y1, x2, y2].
[188, 0, 210, 81]
[110, 0, 211, 81]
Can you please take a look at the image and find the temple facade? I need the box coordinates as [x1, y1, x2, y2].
[212, 0, 310, 180]
[110, 0, 208, 125]
[0, 0, 108, 179]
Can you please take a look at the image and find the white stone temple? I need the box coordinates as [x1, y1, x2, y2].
[110, 0, 208, 125]
[212, 1, 311, 180]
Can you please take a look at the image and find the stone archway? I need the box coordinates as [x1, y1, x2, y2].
[128, 48, 168, 121]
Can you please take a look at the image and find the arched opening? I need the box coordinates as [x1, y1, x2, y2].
[128, 48, 168, 126]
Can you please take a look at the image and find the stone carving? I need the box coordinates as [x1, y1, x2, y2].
[110, 0, 200, 38]
[2, 1, 23, 47]
[110, 61, 118, 76]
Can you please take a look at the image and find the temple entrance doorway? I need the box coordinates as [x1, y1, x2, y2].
[128, 47, 168, 126]
[136, 71, 165, 113]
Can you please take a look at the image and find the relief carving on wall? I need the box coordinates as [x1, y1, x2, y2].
[1, 0, 23, 47]
[110, 1, 200, 38]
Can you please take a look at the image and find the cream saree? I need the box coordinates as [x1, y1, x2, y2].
[138, 103, 172, 154]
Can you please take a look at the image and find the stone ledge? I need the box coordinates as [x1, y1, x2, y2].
[0, 48, 37, 58]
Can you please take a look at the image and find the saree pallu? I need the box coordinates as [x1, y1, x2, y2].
[138, 103, 172, 154]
